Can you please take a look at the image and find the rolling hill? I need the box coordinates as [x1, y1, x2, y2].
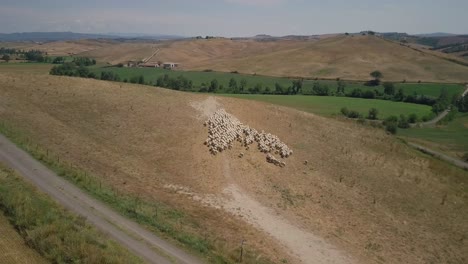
[0, 72, 467, 263]
[151, 35, 468, 82]
[18, 35, 468, 82]
[6, 35, 468, 82]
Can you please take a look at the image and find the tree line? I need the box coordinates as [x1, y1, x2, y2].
[49, 65, 468, 115]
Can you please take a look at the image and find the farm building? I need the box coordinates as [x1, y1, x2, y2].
[134, 62, 179, 68]
[163, 62, 179, 69]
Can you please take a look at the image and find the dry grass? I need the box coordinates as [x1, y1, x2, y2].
[12, 35, 468, 82]
[170, 36, 468, 82]
[0, 73, 467, 263]
[0, 213, 47, 264]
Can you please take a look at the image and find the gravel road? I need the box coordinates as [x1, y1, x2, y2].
[0, 134, 203, 264]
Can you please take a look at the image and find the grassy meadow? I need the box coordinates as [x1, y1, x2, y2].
[90, 66, 465, 98]
[222, 94, 432, 119]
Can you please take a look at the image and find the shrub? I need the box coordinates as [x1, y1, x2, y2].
[340, 107, 349, 116]
[385, 123, 397, 134]
[398, 114, 410, 128]
[347, 110, 361, 118]
[408, 113, 418, 123]
[367, 108, 379, 120]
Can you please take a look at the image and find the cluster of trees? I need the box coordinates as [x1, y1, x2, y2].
[0, 48, 52, 63]
[382, 114, 418, 134]
[0, 47, 18, 54]
[0, 48, 17, 62]
[50, 63, 141, 83]
[73, 57, 96, 66]
[341, 107, 380, 120]
[24, 50, 47, 62]
[156, 74, 193, 90]
[50, 63, 97, 78]
[51, 56, 96, 66]
[340, 106, 422, 134]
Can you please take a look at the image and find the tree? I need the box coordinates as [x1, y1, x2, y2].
[383, 82, 395, 96]
[312, 82, 329, 96]
[239, 79, 247, 92]
[209, 79, 219, 93]
[253, 83, 263, 94]
[394, 88, 405, 101]
[275, 82, 285, 94]
[370, 71, 383, 80]
[138, 75, 145, 84]
[336, 80, 346, 95]
[432, 88, 450, 113]
[367, 70, 383, 86]
[367, 108, 379, 120]
[1, 54, 10, 62]
[291, 80, 303, 94]
[362, 90, 376, 99]
[228, 78, 238, 92]
[349, 88, 362, 98]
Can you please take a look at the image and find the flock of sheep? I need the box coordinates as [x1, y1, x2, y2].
[204, 109, 292, 166]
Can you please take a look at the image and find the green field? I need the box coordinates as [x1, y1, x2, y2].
[90, 67, 465, 97]
[399, 113, 468, 155]
[1, 63, 464, 98]
[90, 66, 291, 87]
[303, 81, 464, 98]
[222, 94, 432, 119]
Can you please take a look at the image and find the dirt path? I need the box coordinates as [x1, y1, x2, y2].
[221, 159, 354, 264]
[0, 134, 203, 264]
[408, 142, 468, 170]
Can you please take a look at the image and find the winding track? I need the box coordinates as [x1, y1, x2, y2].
[410, 84, 468, 127]
[0, 134, 203, 264]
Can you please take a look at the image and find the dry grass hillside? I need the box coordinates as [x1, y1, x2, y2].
[161, 36, 468, 82]
[23, 39, 116, 56]
[14, 35, 468, 82]
[1, 73, 467, 263]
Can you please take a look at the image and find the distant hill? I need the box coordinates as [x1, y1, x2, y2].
[0, 32, 183, 42]
[415, 32, 457, 37]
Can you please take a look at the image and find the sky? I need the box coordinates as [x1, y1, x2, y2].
[0, 0, 467, 37]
